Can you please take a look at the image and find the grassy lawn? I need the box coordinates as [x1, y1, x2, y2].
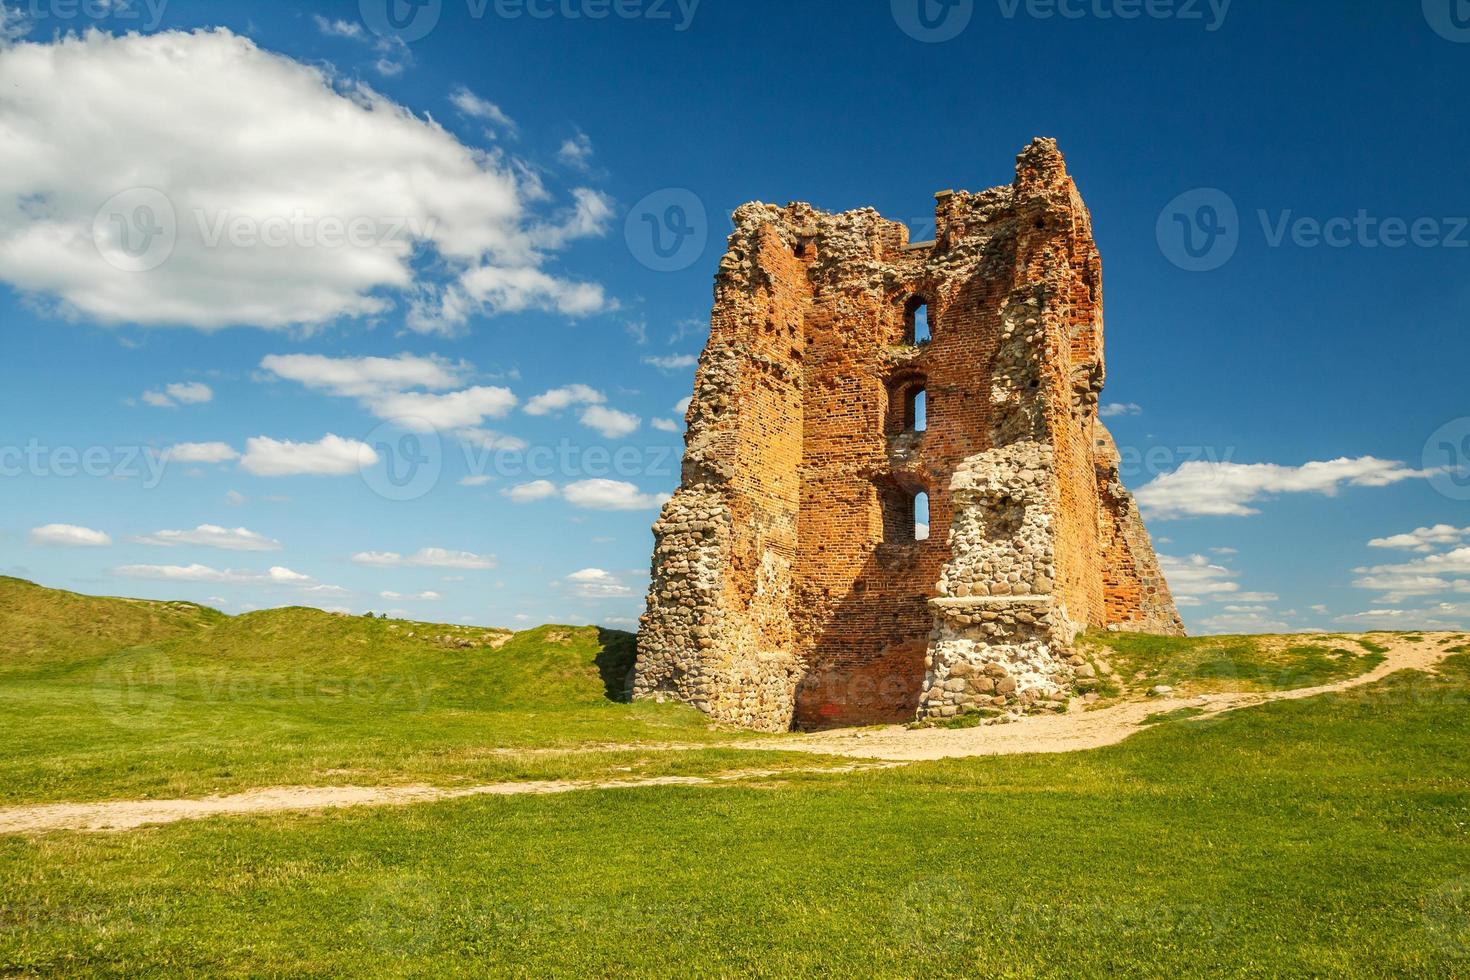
[4, 576, 1470, 975]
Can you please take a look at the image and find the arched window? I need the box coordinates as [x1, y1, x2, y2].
[880, 480, 929, 546]
[904, 297, 932, 346]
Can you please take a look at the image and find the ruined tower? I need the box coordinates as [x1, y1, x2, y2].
[633, 139, 1183, 732]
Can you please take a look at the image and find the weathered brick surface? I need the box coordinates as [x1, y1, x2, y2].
[633, 139, 1182, 732]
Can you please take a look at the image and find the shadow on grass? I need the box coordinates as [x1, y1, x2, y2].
[595, 628, 638, 703]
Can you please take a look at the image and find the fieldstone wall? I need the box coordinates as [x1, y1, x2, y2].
[635, 139, 1183, 731]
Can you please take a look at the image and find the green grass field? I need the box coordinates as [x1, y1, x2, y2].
[3, 576, 1470, 976]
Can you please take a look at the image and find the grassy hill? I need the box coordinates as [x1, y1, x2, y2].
[0, 578, 731, 804]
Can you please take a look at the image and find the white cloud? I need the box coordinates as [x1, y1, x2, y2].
[166, 442, 239, 464]
[240, 434, 377, 476]
[134, 525, 281, 552]
[30, 523, 111, 547]
[0, 29, 608, 332]
[456, 428, 529, 452]
[1158, 554, 1240, 603]
[352, 548, 496, 570]
[370, 386, 518, 431]
[459, 475, 494, 487]
[564, 567, 632, 599]
[674, 396, 692, 415]
[113, 563, 315, 585]
[651, 418, 679, 433]
[312, 15, 410, 77]
[1368, 524, 1470, 553]
[524, 384, 604, 416]
[579, 405, 640, 439]
[1198, 611, 1291, 635]
[450, 85, 517, 136]
[380, 590, 442, 601]
[1335, 607, 1467, 631]
[1137, 457, 1434, 519]
[142, 381, 214, 408]
[562, 479, 670, 511]
[556, 130, 594, 170]
[260, 353, 468, 399]
[503, 480, 558, 503]
[1353, 546, 1470, 600]
[1099, 402, 1143, 418]
[225, 490, 248, 506]
[643, 354, 698, 372]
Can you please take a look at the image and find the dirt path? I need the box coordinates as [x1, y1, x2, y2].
[0, 634, 1458, 835]
[0, 764, 895, 835]
[743, 633, 1463, 762]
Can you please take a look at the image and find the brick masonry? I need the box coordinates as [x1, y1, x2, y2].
[632, 139, 1184, 732]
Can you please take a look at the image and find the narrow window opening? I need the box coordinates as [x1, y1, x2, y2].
[906, 388, 927, 432]
[914, 492, 930, 542]
[904, 297, 932, 346]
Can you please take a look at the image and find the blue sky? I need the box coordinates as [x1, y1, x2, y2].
[1, 0, 1467, 634]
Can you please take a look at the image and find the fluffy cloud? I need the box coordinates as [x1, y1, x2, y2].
[451, 86, 518, 136]
[1197, 610, 1292, 635]
[142, 381, 213, 408]
[651, 418, 680, 433]
[352, 548, 497, 570]
[563, 568, 632, 599]
[260, 353, 468, 399]
[562, 479, 670, 511]
[524, 384, 604, 416]
[1158, 554, 1241, 602]
[370, 387, 517, 431]
[239, 434, 377, 476]
[1336, 607, 1468, 631]
[503, 480, 559, 503]
[1099, 402, 1143, 418]
[30, 524, 111, 547]
[1137, 457, 1433, 519]
[556, 130, 594, 170]
[113, 563, 315, 585]
[579, 405, 640, 439]
[1353, 546, 1470, 601]
[1368, 524, 1470, 553]
[674, 396, 692, 415]
[165, 442, 239, 464]
[0, 29, 608, 331]
[642, 354, 698, 372]
[260, 352, 521, 437]
[133, 525, 281, 552]
[380, 590, 442, 601]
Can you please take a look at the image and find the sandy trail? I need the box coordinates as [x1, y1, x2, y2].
[0, 634, 1458, 835]
[744, 633, 1463, 761]
[0, 764, 894, 835]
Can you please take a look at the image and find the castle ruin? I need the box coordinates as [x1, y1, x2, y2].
[633, 139, 1183, 732]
